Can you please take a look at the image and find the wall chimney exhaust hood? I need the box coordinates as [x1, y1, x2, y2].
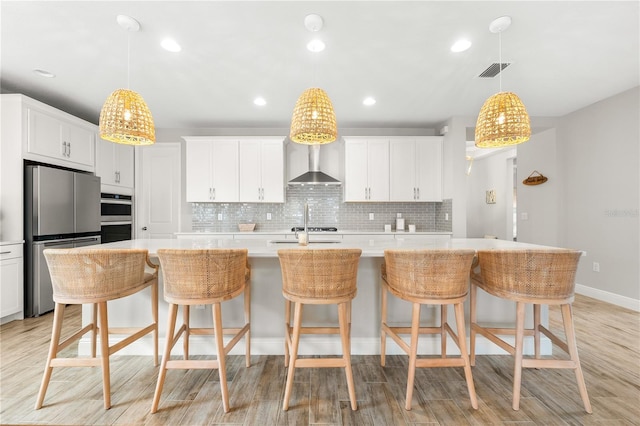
[288, 145, 341, 185]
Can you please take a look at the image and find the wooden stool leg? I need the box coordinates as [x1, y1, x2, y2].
[454, 302, 478, 409]
[152, 281, 159, 366]
[151, 303, 178, 413]
[441, 304, 447, 358]
[284, 299, 291, 368]
[91, 303, 97, 358]
[469, 283, 477, 366]
[244, 283, 251, 368]
[183, 305, 190, 360]
[212, 302, 230, 413]
[98, 301, 111, 410]
[533, 304, 541, 359]
[561, 304, 592, 413]
[512, 301, 526, 411]
[283, 301, 303, 411]
[405, 302, 421, 410]
[339, 301, 357, 410]
[35, 303, 65, 409]
[380, 282, 388, 367]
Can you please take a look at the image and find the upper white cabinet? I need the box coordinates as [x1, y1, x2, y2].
[26, 106, 95, 170]
[184, 137, 239, 202]
[389, 137, 443, 202]
[96, 137, 134, 192]
[344, 137, 389, 202]
[239, 138, 285, 203]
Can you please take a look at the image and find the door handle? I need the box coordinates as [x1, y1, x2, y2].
[142, 226, 148, 231]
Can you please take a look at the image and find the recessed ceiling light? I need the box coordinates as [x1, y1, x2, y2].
[307, 39, 325, 52]
[33, 69, 55, 78]
[451, 39, 472, 53]
[161, 38, 181, 52]
[363, 97, 376, 106]
[253, 97, 267, 106]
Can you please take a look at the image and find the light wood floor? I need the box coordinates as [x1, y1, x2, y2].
[1, 294, 638, 425]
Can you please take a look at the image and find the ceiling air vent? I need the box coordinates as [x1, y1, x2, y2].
[478, 62, 511, 78]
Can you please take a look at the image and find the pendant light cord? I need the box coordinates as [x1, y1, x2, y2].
[498, 30, 502, 92]
[127, 31, 131, 89]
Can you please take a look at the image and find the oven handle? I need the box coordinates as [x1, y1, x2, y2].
[101, 199, 132, 205]
[101, 221, 133, 226]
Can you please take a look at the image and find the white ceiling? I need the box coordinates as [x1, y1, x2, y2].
[1, 1, 638, 136]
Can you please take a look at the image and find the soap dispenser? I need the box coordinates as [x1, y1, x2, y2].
[396, 213, 405, 232]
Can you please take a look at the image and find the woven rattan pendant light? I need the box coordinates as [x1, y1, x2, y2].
[99, 15, 155, 146]
[475, 16, 530, 148]
[290, 14, 337, 144]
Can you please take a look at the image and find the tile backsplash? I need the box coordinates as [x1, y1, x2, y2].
[191, 186, 452, 233]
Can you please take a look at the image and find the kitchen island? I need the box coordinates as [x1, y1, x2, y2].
[78, 237, 561, 357]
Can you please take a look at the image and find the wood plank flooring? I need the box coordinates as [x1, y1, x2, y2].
[1, 294, 638, 425]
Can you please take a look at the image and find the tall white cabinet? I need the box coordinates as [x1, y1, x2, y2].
[239, 138, 285, 203]
[344, 137, 390, 202]
[96, 137, 134, 194]
[389, 136, 443, 202]
[184, 137, 240, 202]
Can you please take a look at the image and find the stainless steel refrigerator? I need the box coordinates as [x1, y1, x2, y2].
[24, 164, 101, 317]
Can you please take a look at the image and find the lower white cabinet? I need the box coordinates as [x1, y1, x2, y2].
[0, 243, 23, 320]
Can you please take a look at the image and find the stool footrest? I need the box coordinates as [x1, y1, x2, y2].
[294, 358, 347, 368]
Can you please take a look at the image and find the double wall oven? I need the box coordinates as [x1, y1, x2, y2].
[100, 193, 133, 243]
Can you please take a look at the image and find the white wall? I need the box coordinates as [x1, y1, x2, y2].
[558, 87, 639, 301]
[464, 87, 639, 306]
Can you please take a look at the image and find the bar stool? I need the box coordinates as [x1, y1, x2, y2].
[470, 249, 592, 413]
[277, 248, 362, 411]
[151, 249, 251, 414]
[381, 249, 478, 410]
[36, 248, 159, 410]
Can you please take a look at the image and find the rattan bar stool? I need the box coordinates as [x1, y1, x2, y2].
[470, 249, 592, 413]
[36, 248, 159, 410]
[381, 249, 478, 410]
[151, 249, 251, 414]
[278, 248, 362, 411]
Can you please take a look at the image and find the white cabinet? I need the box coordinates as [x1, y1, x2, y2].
[96, 137, 134, 191]
[239, 138, 284, 203]
[344, 137, 389, 201]
[184, 137, 239, 202]
[26, 106, 95, 170]
[389, 137, 443, 202]
[0, 243, 23, 321]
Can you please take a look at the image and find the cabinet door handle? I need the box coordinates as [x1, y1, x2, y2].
[416, 187, 420, 200]
[0, 251, 11, 255]
[413, 187, 416, 200]
[67, 142, 71, 157]
[261, 188, 264, 200]
[212, 188, 216, 200]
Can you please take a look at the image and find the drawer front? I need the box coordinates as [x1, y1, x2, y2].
[0, 244, 23, 261]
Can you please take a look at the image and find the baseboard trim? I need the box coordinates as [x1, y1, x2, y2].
[576, 283, 640, 312]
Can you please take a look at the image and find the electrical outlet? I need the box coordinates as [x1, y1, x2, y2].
[445, 213, 449, 221]
[397, 212, 402, 218]
[267, 213, 272, 220]
[369, 213, 374, 220]
[581, 251, 587, 257]
[217, 213, 223, 220]
[194, 304, 205, 310]
[593, 262, 600, 272]
[521, 212, 529, 220]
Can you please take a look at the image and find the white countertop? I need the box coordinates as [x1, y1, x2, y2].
[97, 237, 555, 258]
[175, 230, 452, 236]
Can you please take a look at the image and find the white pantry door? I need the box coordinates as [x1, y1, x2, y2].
[136, 143, 181, 239]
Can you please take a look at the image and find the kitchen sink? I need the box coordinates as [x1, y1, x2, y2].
[269, 239, 341, 244]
